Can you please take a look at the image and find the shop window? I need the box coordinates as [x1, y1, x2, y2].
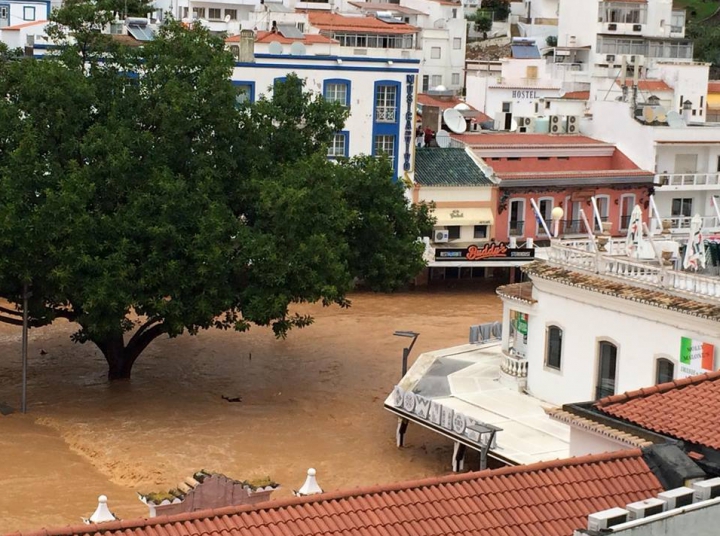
[447, 226, 461, 240]
[474, 225, 487, 239]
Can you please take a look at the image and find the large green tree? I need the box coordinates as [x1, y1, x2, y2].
[0, 13, 431, 380]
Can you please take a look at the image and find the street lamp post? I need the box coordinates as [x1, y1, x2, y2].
[21, 283, 31, 414]
[551, 206, 565, 239]
[393, 330, 419, 378]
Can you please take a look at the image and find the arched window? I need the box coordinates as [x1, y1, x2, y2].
[546, 325, 563, 370]
[596, 341, 618, 399]
[656, 358, 675, 384]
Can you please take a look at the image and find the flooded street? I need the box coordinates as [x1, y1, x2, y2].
[0, 286, 502, 532]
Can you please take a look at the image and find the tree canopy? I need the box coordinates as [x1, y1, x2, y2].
[0, 11, 432, 379]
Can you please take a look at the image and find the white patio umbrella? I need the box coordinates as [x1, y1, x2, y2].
[683, 214, 706, 271]
[624, 204, 643, 258]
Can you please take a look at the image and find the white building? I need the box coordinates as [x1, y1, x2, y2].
[512, 0, 559, 41]
[496, 243, 720, 407]
[0, 0, 50, 49]
[227, 31, 420, 177]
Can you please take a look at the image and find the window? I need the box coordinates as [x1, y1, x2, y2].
[328, 133, 347, 158]
[431, 47, 442, 59]
[451, 73, 461, 86]
[526, 66, 538, 79]
[656, 358, 674, 384]
[297, 22, 305, 32]
[225, 9, 237, 20]
[183, 7, 188, 18]
[594, 195, 610, 232]
[447, 226, 461, 240]
[620, 194, 635, 229]
[502, 102, 511, 113]
[374, 135, 395, 160]
[192, 7, 205, 18]
[234, 83, 254, 106]
[509, 199, 525, 236]
[208, 8, 221, 19]
[474, 225, 487, 239]
[672, 197, 692, 228]
[453, 37, 462, 49]
[431, 74, 442, 87]
[596, 341, 618, 399]
[545, 100, 551, 110]
[538, 198, 553, 235]
[375, 85, 397, 122]
[452, 8, 457, 18]
[546, 325, 562, 370]
[422, 75, 429, 92]
[23, 6, 36, 20]
[324, 81, 349, 107]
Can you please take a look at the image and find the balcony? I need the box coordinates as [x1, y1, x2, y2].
[660, 215, 720, 233]
[656, 172, 720, 191]
[499, 352, 528, 392]
[509, 220, 525, 236]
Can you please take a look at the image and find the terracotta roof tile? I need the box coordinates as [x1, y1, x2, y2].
[1, 19, 47, 30]
[561, 91, 590, 100]
[225, 32, 337, 44]
[12, 450, 663, 536]
[308, 12, 418, 34]
[496, 282, 536, 304]
[615, 80, 672, 92]
[708, 81, 720, 93]
[417, 94, 491, 123]
[523, 261, 720, 322]
[593, 371, 720, 448]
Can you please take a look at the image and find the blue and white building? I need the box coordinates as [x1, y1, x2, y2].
[0, 0, 50, 49]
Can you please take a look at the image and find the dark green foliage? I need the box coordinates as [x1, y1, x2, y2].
[0, 14, 430, 379]
[479, 0, 510, 22]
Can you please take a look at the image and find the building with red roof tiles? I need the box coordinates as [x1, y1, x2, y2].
[6, 449, 691, 536]
[450, 133, 654, 242]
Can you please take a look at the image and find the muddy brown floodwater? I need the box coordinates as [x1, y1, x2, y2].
[0, 285, 503, 532]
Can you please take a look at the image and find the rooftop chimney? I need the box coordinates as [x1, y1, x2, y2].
[295, 468, 324, 497]
[83, 495, 118, 524]
[682, 99, 692, 123]
[239, 29, 255, 63]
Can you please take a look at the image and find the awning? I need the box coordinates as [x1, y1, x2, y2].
[433, 208, 494, 226]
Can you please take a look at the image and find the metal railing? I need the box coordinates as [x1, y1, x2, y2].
[509, 220, 525, 236]
[565, 219, 584, 234]
[375, 106, 396, 123]
[656, 173, 720, 188]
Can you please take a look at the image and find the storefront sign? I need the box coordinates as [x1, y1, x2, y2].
[679, 337, 715, 378]
[435, 242, 535, 262]
[511, 90, 539, 99]
[449, 209, 464, 219]
[390, 385, 500, 448]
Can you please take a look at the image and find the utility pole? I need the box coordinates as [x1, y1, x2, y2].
[21, 283, 29, 413]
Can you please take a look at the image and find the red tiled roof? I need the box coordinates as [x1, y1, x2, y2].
[708, 81, 720, 94]
[417, 94, 492, 123]
[10, 450, 663, 536]
[562, 91, 590, 100]
[595, 371, 720, 449]
[615, 80, 672, 92]
[309, 12, 419, 34]
[452, 133, 608, 147]
[226, 32, 337, 44]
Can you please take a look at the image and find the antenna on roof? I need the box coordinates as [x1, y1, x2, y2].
[436, 130, 451, 148]
[443, 108, 467, 134]
[268, 41, 283, 54]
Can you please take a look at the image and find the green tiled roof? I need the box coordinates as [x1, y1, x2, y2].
[415, 148, 493, 187]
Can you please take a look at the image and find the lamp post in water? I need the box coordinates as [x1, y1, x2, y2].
[393, 331, 419, 378]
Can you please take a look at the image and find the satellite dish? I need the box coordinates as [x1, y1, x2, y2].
[454, 103, 471, 111]
[268, 41, 283, 54]
[290, 41, 306, 55]
[224, 14, 231, 22]
[642, 106, 656, 123]
[666, 110, 685, 128]
[655, 106, 667, 122]
[509, 119, 518, 132]
[558, 88, 566, 98]
[436, 130, 451, 148]
[443, 108, 467, 134]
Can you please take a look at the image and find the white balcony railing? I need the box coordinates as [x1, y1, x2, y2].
[661, 216, 720, 232]
[656, 173, 720, 189]
[547, 243, 720, 301]
[501, 353, 528, 377]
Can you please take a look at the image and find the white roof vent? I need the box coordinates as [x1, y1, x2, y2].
[693, 478, 720, 501]
[587, 507, 628, 531]
[626, 498, 665, 520]
[83, 495, 118, 524]
[295, 468, 324, 497]
[658, 487, 695, 509]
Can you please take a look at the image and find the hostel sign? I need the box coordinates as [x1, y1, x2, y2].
[679, 337, 715, 378]
[389, 385, 501, 449]
[435, 242, 535, 262]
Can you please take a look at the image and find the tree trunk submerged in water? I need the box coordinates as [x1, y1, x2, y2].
[95, 322, 168, 380]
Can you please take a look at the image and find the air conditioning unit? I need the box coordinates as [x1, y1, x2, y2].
[434, 229, 450, 243]
[549, 115, 564, 133]
[658, 487, 695, 509]
[516, 117, 535, 132]
[626, 498, 666, 520]
[627, 54, 644, 66]
[693, 478, 720, 501]
[607, 23, 617, 31]
[606, 54, 616, 63]
[587, 508, 629, 531]
[633, 24, 642, 31]
[566, 115, 580, 133]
